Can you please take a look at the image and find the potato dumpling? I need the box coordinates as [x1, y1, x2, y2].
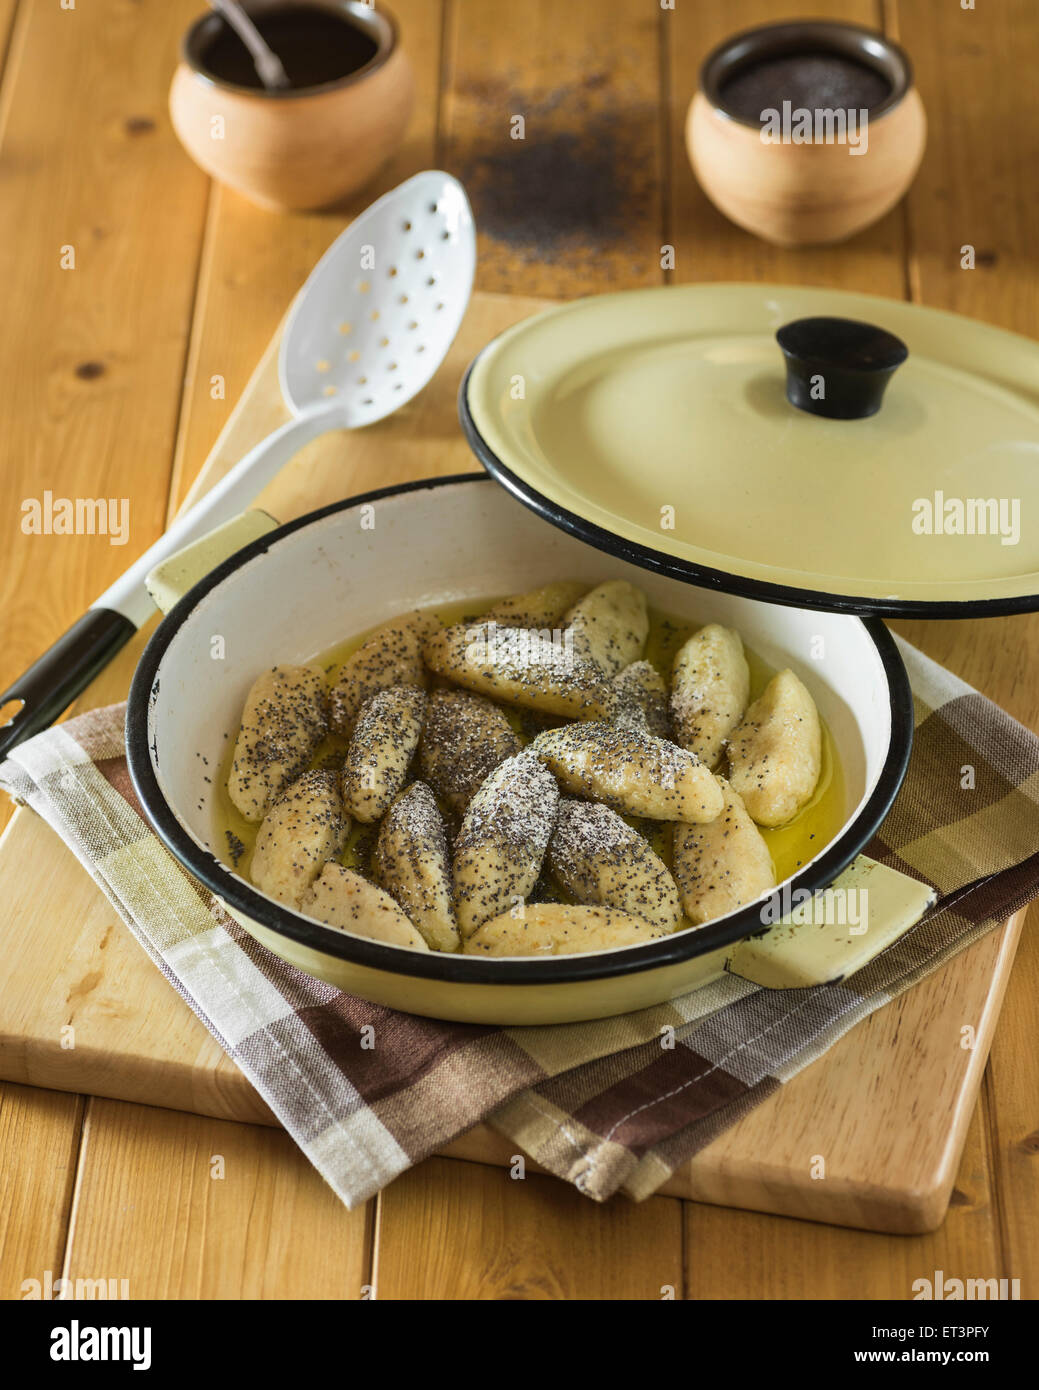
[672, 777, 775, 926]
[529, 721, 724, 823]
[465, 903, 666, 957]
[482, 581, 589, 629]
[670, 624, 750, 768]
[250, 769, 348, 907]
[423, 620, 613, 719]
[418, 688, 520, 816]
[329, 611, 438, 735]
[726, 669, 822, 827]
[610, 660, 671, 739]
[562, 580, 649, 675]
[548, 800, 681, 933]
[301, 864, 428, 950]
[228, 664, 328, 823]
[373, 782, 460, 953]
[452, 752, 559, 937]
[342, 686, 426, 823]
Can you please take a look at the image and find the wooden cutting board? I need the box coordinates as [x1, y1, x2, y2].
[0, 290, 1023, 1234]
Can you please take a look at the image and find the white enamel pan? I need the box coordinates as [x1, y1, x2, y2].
[125, 476, 931, 1026]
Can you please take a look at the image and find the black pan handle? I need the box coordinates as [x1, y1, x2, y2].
[0, 608, 137, 763]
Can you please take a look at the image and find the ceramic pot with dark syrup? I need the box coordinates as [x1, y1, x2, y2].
[170, 1, 414, 211]
[686, 20, 926, 246]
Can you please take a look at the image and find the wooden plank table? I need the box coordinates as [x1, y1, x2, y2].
[1, 0, 1037, 1300]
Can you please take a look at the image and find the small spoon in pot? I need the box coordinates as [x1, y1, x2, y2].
[208, 0, 292, 92]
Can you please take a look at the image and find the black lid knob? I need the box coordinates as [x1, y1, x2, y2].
[776, 317, 908, 419]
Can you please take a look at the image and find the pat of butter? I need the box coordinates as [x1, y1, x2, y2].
[726, 855, 936, 990]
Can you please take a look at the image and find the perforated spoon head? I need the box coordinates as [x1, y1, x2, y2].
[279, 171, 476, 427]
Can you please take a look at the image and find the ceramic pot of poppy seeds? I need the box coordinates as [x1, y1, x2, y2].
[170, 1, 414, 210]
[686, 20, 926, 246]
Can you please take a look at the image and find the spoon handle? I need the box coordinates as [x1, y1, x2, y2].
[0, 610, 136, 763]
[0, 406, 340, 762]
[208, 0, 291, 91]
[94, 405, 340, 626]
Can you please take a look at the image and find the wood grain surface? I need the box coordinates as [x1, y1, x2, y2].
[64, 1100, 374, 1300]
[0, 0, 1036, 1299]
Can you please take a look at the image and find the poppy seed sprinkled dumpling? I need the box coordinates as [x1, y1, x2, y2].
[726, 669, 822, 827]
[609, 659, 672, 739]
[342, 685, 426, 823]
[481, 580, 589, 629]
[529, 721, 724, 823]
[250, 768, 348, 908]
[329, 611, 438, 736]
[562, 580, 649, 675]
[374, 781, 460, 953]
[452, 751, 560, 937]
[301, 864, 429, 950]
[228, 665, 329, 823]
[423, 620, 614, 719]
[418, 688, 521, 816]
[548, 800, 681, 933]
[465, 903, 666, 957]
[672, 777, 775, 925]
[670, 623, 750, 769]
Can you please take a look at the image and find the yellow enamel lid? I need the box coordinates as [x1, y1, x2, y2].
[461, 284, 1039, 615]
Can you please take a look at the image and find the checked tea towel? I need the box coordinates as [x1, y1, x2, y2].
[2, 636, 1038, 1206]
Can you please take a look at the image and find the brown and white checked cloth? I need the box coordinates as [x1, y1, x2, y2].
[2, 635, 1039, 1207]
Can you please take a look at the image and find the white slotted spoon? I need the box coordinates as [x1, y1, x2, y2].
[0, 171, 476, 759]
[101, 170, 475, 625]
